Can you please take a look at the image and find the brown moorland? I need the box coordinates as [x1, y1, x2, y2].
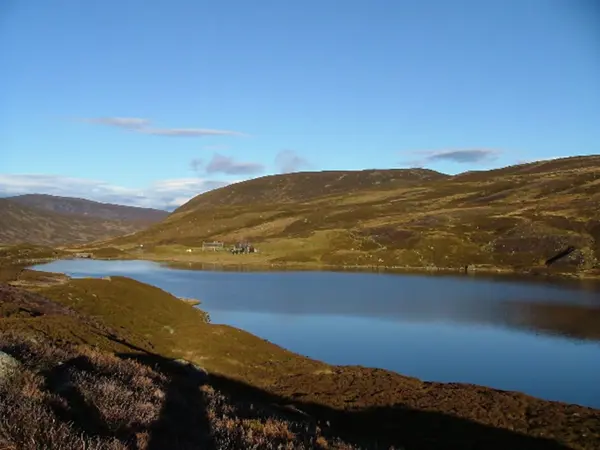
[0, 247, 598, 449]
[9, 194, 169, 223]
[95, 155, 600, 278]
[0, 198, 163, 247]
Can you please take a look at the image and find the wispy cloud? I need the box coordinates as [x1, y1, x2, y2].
[78, 116, 246, 137]
[81, 117, 150, 129]
[400, 148, 500, 167]
[140, 128, 244, 137]
[275, 150, 311, 173]
[204, 153, 265, 175]
[424, 149, 499, 163]
[0, 174, 229, 211]
[202, 144, 231, 150]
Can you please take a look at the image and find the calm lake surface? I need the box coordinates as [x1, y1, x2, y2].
[32, 259, 600, 408]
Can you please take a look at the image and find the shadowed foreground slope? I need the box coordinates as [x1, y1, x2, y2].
[1, 332, 575, 450]
[103, 156, 600, 277]
[0, 266, 598, 449]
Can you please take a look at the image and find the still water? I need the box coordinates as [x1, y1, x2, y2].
[32, 259, 600, 408]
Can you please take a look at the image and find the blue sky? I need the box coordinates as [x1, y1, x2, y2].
[1, 0, 598, 210]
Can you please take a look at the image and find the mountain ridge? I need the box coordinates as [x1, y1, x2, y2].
[176, 167, 447, 213]
[0, 198, 162, 246]
[102, 155, 600, 277]
[9, 194, 169, 223]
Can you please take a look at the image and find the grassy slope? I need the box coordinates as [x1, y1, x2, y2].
[0, 244, 67, 283]
[0, 249, 598, 449]
[103, 156, 600, 277]
[9, 194, 169, 223]
[0, 198, 156, 246]
[176, 168, 448, 210]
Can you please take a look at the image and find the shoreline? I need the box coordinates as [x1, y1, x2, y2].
[6, 247, 600, 406]
[2, 248, 599, 448]
[72, 249, 600, 282]
[11, 264, 600, 410]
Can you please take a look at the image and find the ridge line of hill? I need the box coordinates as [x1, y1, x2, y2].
[8, 193, 169, 221]
[0, 197, 166, 247]
[88, 155, 600, 279]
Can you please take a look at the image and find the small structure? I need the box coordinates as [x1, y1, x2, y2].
[201, 241, 224, 252]
[230, 241, 257, 254]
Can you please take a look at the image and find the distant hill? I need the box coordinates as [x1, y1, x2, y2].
[9, 194, 169, 223]
[107, 156, 600, 275]
[177, 168, 447, 212]
[0, 198, 158, 246]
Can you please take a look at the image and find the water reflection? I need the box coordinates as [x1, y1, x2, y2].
[32, 259, 600, 341]
[164, 260, 600, 292]
[30, 258, 600, 408]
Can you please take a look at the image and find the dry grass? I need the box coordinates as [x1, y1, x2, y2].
[0, 245, 66, 283]
[0, 331, 358, 450]
[9, 194, 168, 223]
[201, 383, 357, 450]
[0, 332, 162, 450]
[97, 156, 600, 278]
[0, 198, 158, 247]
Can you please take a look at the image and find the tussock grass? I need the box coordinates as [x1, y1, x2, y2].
[0, 331, 357, 450]
[0, 332, 164, 450]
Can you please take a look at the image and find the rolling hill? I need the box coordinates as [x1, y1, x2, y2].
[0, 198, 162, 246]
[9, 194, 169, 223]
[105, 156, 600, 275]
[176, 168, 448, 212]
